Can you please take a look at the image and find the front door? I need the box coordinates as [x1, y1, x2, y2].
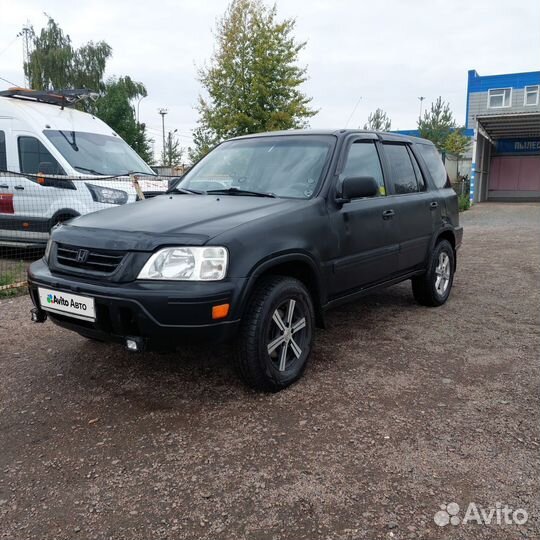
[328, 138, 399, 296]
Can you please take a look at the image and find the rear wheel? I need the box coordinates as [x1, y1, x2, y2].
[412, 239, 455, 306]
[236, 276, 315, 392]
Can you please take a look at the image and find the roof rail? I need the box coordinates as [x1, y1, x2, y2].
[0, 87, 98, 108]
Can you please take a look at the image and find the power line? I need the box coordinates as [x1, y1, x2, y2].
[0, 75, 20, 87]
[0, 36, 19, 58]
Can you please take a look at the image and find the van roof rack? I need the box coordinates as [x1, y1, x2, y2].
[0, 87, 98, 108]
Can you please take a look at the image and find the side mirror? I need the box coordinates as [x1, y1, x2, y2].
[339, 176, 379, 202]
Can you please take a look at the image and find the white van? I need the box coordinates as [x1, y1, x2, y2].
[0, 89, 157, 244]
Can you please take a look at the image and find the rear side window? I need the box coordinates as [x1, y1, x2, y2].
[342, 141, 385, 194]
[0, 131, 6, 170]
[18, 136, 65, 175]
[416, 144, 449, 189]
[383, 143, 420, 194]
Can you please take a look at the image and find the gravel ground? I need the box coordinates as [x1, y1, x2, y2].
[0, 202, 539, 540]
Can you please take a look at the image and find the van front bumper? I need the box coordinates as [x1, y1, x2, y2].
[27, 258, 245, 349]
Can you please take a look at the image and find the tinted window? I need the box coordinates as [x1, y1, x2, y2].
[18, 136, 64, 175]
[384, 144, 419, 194]
[342, 141, 385, 194]
[0, 131, 6, 170]
[409, 148, 426, 191]
[416, 144, 449, 189]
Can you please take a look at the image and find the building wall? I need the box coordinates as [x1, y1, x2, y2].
[466, 70, 540, 128]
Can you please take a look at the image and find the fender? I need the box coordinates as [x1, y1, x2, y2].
[238, 251, 327, 327]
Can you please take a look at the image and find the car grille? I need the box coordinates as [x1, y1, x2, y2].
[56, 244, 126, 273]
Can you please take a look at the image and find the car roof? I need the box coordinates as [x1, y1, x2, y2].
[228, 129, 434, 146]
[0, 96, 116, 136]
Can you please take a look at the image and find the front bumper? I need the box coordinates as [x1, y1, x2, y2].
[28, 259, 245, 348]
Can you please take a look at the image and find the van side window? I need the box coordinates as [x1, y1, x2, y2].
[0, 131, 6, 170]
[416, 143, 449, 189]
[383, 143, 420, 194]
[18, 136, 65, 175]
[342, 141, 385, 195]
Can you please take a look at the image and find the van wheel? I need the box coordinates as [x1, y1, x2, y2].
[236, 276, 315, 392]
[50, 213, 77, 231]
[412, 239, 455, 306]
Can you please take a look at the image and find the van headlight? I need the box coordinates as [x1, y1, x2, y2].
[137, 247, 228, 281]
[86, 183, 128, 205]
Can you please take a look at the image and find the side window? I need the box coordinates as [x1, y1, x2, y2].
[409, 148, 426, 191]
[18, 136, 65, 175]
[342, 141, 385, 195]
[416, 144, 449, 189]
[383, 144, 419, 194]
[0, 131, 6, 171]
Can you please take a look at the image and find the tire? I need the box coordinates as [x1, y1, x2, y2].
[236, 276, 315, 392]
[412, 239, 455, 307]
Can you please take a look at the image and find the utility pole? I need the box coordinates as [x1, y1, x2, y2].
[418, 96, 426, 120]
[158, 108, 168, 164]
[17, 23, 33, 87]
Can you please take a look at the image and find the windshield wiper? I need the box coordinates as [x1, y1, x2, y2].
[74, 165, 104, 175]
[206, 187, 277, 198]
[169, 186, 204, 195]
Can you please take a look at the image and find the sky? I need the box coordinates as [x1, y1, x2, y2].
[1, 0, 539, 160]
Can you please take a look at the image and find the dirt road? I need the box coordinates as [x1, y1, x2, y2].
[1, 202, 539, 539]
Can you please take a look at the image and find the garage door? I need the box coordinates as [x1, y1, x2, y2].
[489, 156, 540, 200]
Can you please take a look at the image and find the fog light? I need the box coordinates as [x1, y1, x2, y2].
[125, 336, 144, 352]
[212, 303, 230, 320]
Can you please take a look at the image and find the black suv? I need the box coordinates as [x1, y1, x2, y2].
[28, 130, 463, 391]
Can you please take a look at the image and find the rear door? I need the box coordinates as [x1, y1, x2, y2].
[380, 143, 433, 272]
[328, 137, 399, 296]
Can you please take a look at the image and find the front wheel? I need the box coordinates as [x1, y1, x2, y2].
[236, 276, 315, 392]
[412, 239, 455, 306]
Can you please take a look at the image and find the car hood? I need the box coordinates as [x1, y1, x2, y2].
[53, 194, 304, 251]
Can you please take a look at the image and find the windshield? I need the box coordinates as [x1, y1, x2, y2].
[44, 130, 155, 176]
[178, 135, 335, 199]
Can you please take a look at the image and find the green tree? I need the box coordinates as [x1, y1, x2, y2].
[363, 108, 391, 131]
[24, 17, 152, 164]
[190, 0, 317, 162]
[444, 128, 470, 179]
[24, 16, 111, 92]
[94, 77, 154, 165]
[417, 97, 457, 152]
[161, 131, 183, 167]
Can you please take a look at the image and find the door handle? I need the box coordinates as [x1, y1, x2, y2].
[430, 201, 439, 210]
[14, 185, 25, 190]
[0, 184, 8, 189]
[382, 209, 395, 220]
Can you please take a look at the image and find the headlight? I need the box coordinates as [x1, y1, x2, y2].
[137, 246, 228, 281]
[86, 183, 128, 205]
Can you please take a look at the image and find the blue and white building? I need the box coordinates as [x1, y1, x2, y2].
[467, 69, 540, 202]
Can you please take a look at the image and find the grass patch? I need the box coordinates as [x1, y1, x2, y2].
[458, 193, 471, 212]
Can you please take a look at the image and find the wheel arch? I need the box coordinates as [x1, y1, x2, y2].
[48, 209, 80, 231]
[239, 253, 326, 328]
[431, 228, 457, 269]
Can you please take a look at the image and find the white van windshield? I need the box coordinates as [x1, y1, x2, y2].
[44, 130, 154, 176]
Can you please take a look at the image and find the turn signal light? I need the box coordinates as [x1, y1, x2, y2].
[212, 303, 230, 320]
